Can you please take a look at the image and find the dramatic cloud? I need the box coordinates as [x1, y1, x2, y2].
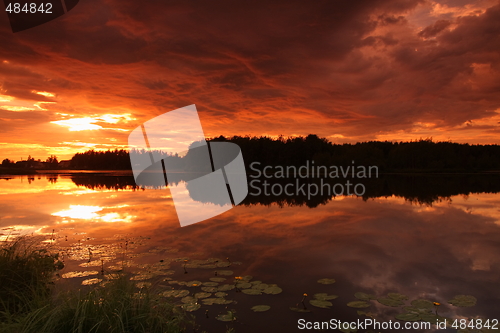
[0, 0, 499, 159]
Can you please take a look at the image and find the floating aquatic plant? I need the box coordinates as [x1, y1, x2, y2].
[448, 295, 477, 307]
[354, 292, 377, 301]
[347, 301, 370, 308]
[309, 299, 333, 309]
[263, 286, 283, 295]
[377, 296, 405, 307]
[314, 293, 338, 300]
[251, 305, 271, 312]
[317, 278, 336, 285]
[241, 288, 262, 295]
[216, 310, 236, 322]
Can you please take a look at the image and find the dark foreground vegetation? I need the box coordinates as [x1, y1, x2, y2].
[3, 136, 500, 173]
[0, 237, 189, 333]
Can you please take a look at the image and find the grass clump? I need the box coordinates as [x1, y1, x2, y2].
[0, 237, 63, 318]
[14, 275, 190, 333]
[0, 237, 190, 333]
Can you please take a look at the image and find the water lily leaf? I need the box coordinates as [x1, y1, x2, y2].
[263, 286, 283, 295]
[213, 298, 233, 305]
[181, 303, 201, 312]
[217, 284, 235, 291]
[411, 299, 434, 310]
[290, 306, 311, 313]
[448, 295, 477, 307]
[185, 280, 202, 287]
[317, 278, 336, 285]
[309, 299, 333, 309]
[419, 313, 446, 324]
[216, 311, 236, 322]
[181, 296, 197, 304]
[194, 292, 211, 299]
[357, 310, 375, 318]
[314, 293, 338, 300]
[395, 312, 420, 321]
[215, 292, 228, 297]
[402, 306, 427, 314]
[378, 297, 404, 307]
[210, 277, 226, 282]
[203, 282, 219, 287]
[236, 282, 252, 289]
[198, 264, 217, 269]
[251, 305, 271, 312]
[253, 283, 269, 290]
[82, 278, 102, 285]
[354, 292, 377, 301]
[347, 301, 370, 308]
[388, 293, 409, 301]
[167, 280, 179, 285]
[250, 280, 262, 285]
[201, 287, 218, 293]
[216, 261, 232, 268]
[161, 289, 190, 298]
[216, 270, 233, 276]
[242, 288, 262, 295]
[241, 275, 253, 281]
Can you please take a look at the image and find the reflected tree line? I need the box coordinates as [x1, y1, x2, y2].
[68, 173, 500, 207]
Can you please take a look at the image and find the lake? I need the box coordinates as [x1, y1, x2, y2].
[1, 172, 499, 332]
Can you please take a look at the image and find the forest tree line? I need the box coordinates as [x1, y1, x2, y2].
[3, 135, 500, 172]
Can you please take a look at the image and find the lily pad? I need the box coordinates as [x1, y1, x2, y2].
[181, 296, 197, 304]
[194, 292, 212, 299]
[242, 288, 262, 295]
[378, 297, 404, 307]
[216, 270, 233, 276]
[263, 286, 283, 295]
[253, 283, 269, 290]
[216, 311, 236, 322]
[411, 299, 434, 310]
[388, 293, 409, 301]
[203, 297, 232, 305]
[215, 292, 228, 297]
[218, 284, 235, 291]
[241, 275, 253, 281]
[201, 286, 218, 293]
[395, 312, 420, 321]
[236, 282, 252, 289]
[161, 289, 190, 298]
[347, 301, 370, 309]
[309, 299, 333, 309]
[419, 313, 446, 324]
[317, 278, 336, 285]
[210, 277, 226, 282]
[216, 261, 232, 268]
[203, 282, 219, 287]
[314, 293, 338, 300]
[251, 305, 271, 312]
[354, 292, 377, 301]
[185, 280, 202, 287]
[448, 295, 477, 307]
[250, 280, 262, 285]
[290, 307, 311, 313]
[181, 303, 201, 312]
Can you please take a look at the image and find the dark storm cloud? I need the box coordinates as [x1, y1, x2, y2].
[0, 0, 499, 155]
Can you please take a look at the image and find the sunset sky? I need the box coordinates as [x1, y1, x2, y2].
[0, 0, 499, 160]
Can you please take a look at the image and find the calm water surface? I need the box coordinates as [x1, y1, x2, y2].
[1, 173, 499, 333]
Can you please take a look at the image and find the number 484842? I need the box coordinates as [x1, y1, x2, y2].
[5, 3, 53, 14]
